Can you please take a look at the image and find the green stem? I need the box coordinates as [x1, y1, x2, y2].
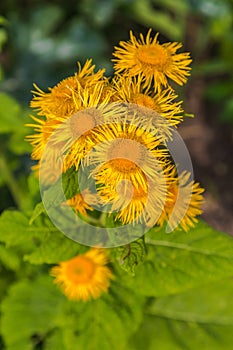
[0, 154, 26, 210]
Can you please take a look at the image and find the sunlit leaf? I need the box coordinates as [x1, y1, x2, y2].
[130, 279, 233, 350]
[125, 221, 233, 296]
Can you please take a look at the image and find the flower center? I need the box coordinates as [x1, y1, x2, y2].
[137, 45, 169, 70]
[66, 256, 96, 283]
[132, 93, 156, 110]
[70, 111, 97, 137]
[107, 138, 143, 172]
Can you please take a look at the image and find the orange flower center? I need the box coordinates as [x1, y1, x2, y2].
[137, 45, 169, 70]
[132, 93, 156, 110]
[70, 111, 96, 137]
[107, 138, 143, 172]
[66, 256, 96, 283]
[109, 138, 142, 162]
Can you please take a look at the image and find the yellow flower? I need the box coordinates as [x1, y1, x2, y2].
[30, 59, 108, 119]
[158, 170, 204, 231]
[112, 75, 184, 126]
[98, 177, 168, 227]
[26, 116, 62, 161]
[50, 248, 114, 301]
[87, 119, 168, 193]
[64, 189, 98, 217]
[27, 79, 116, 177]
[113, 29, 192, 90]
[62, 103, 123, 171]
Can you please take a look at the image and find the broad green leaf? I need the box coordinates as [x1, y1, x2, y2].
[44, 330, 65, 350]
[1, 276, 65, 350]
[0, 209, 85, 264]
[57, 283, 145, 350]
[116, 237, 146, 275]
[0, 267, 15, 300]
[0, 93, 22, 133]
[0, 210, 31, 247]
[1, 276, 145, 350]
[29, 202, 46, 224]
[125, 221, 233, 297]
[24, 228, 84, 265]
[130, 279, 233, 350]
[0, 244, 21, 271]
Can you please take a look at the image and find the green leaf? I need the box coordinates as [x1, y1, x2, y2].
[1, 276, 65, 350]
[62, 166, 80, 200]
[130, 279, 233, 350]
[57, 284, 145, 350]
[1, 276, 145, 350]
[0, 209, 85, 264]
[24, 229, 84, 265]
[29, 202, 46, 224]
[0, 244, 21, 271]
[0, 93, 22, 134]
[44, 330, 65, 350]
[126, 221, 233, 297]
[116, 237, 146, 275]
[0, 210, 31, 247]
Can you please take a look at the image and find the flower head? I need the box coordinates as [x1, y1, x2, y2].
[158, 170, 204, 231]
[87, 119, 168, 193]
[64, 189, 98, 217]
[51, 248, 114, 301]
[30, 60, 107, 119]
[113, 29, 192, 90]
[112, 75, 184, 126]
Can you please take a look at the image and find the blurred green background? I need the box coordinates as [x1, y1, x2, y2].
[0, 0, 232, 232]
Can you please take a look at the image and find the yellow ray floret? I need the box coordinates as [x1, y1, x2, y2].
[113, 29, 192, 91]
[26, 115, 62, 160]
[158, 170, 204, 231]
[64, 189, 98, 217]
[50, 248, 114, 301]
[62, 103, 124, 171]
[87, 120, 168, 192]
[98, 177, 168, 227]
[27, 82, 116, 176]
[112, 75, 184, 126]
[30, 59, 108, 119]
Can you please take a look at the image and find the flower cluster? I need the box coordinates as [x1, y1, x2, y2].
[27, 29, 204, 301]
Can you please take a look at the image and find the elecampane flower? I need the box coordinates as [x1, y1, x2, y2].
[112, 75, 184, 126]
[158, 170, 204, 231]
[87, 119, 168, 193]
[30, 60, 107, 119]
[113, 29, 192, 91]
[51, 248, 113, 301]
[64, 189, 98, 217]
